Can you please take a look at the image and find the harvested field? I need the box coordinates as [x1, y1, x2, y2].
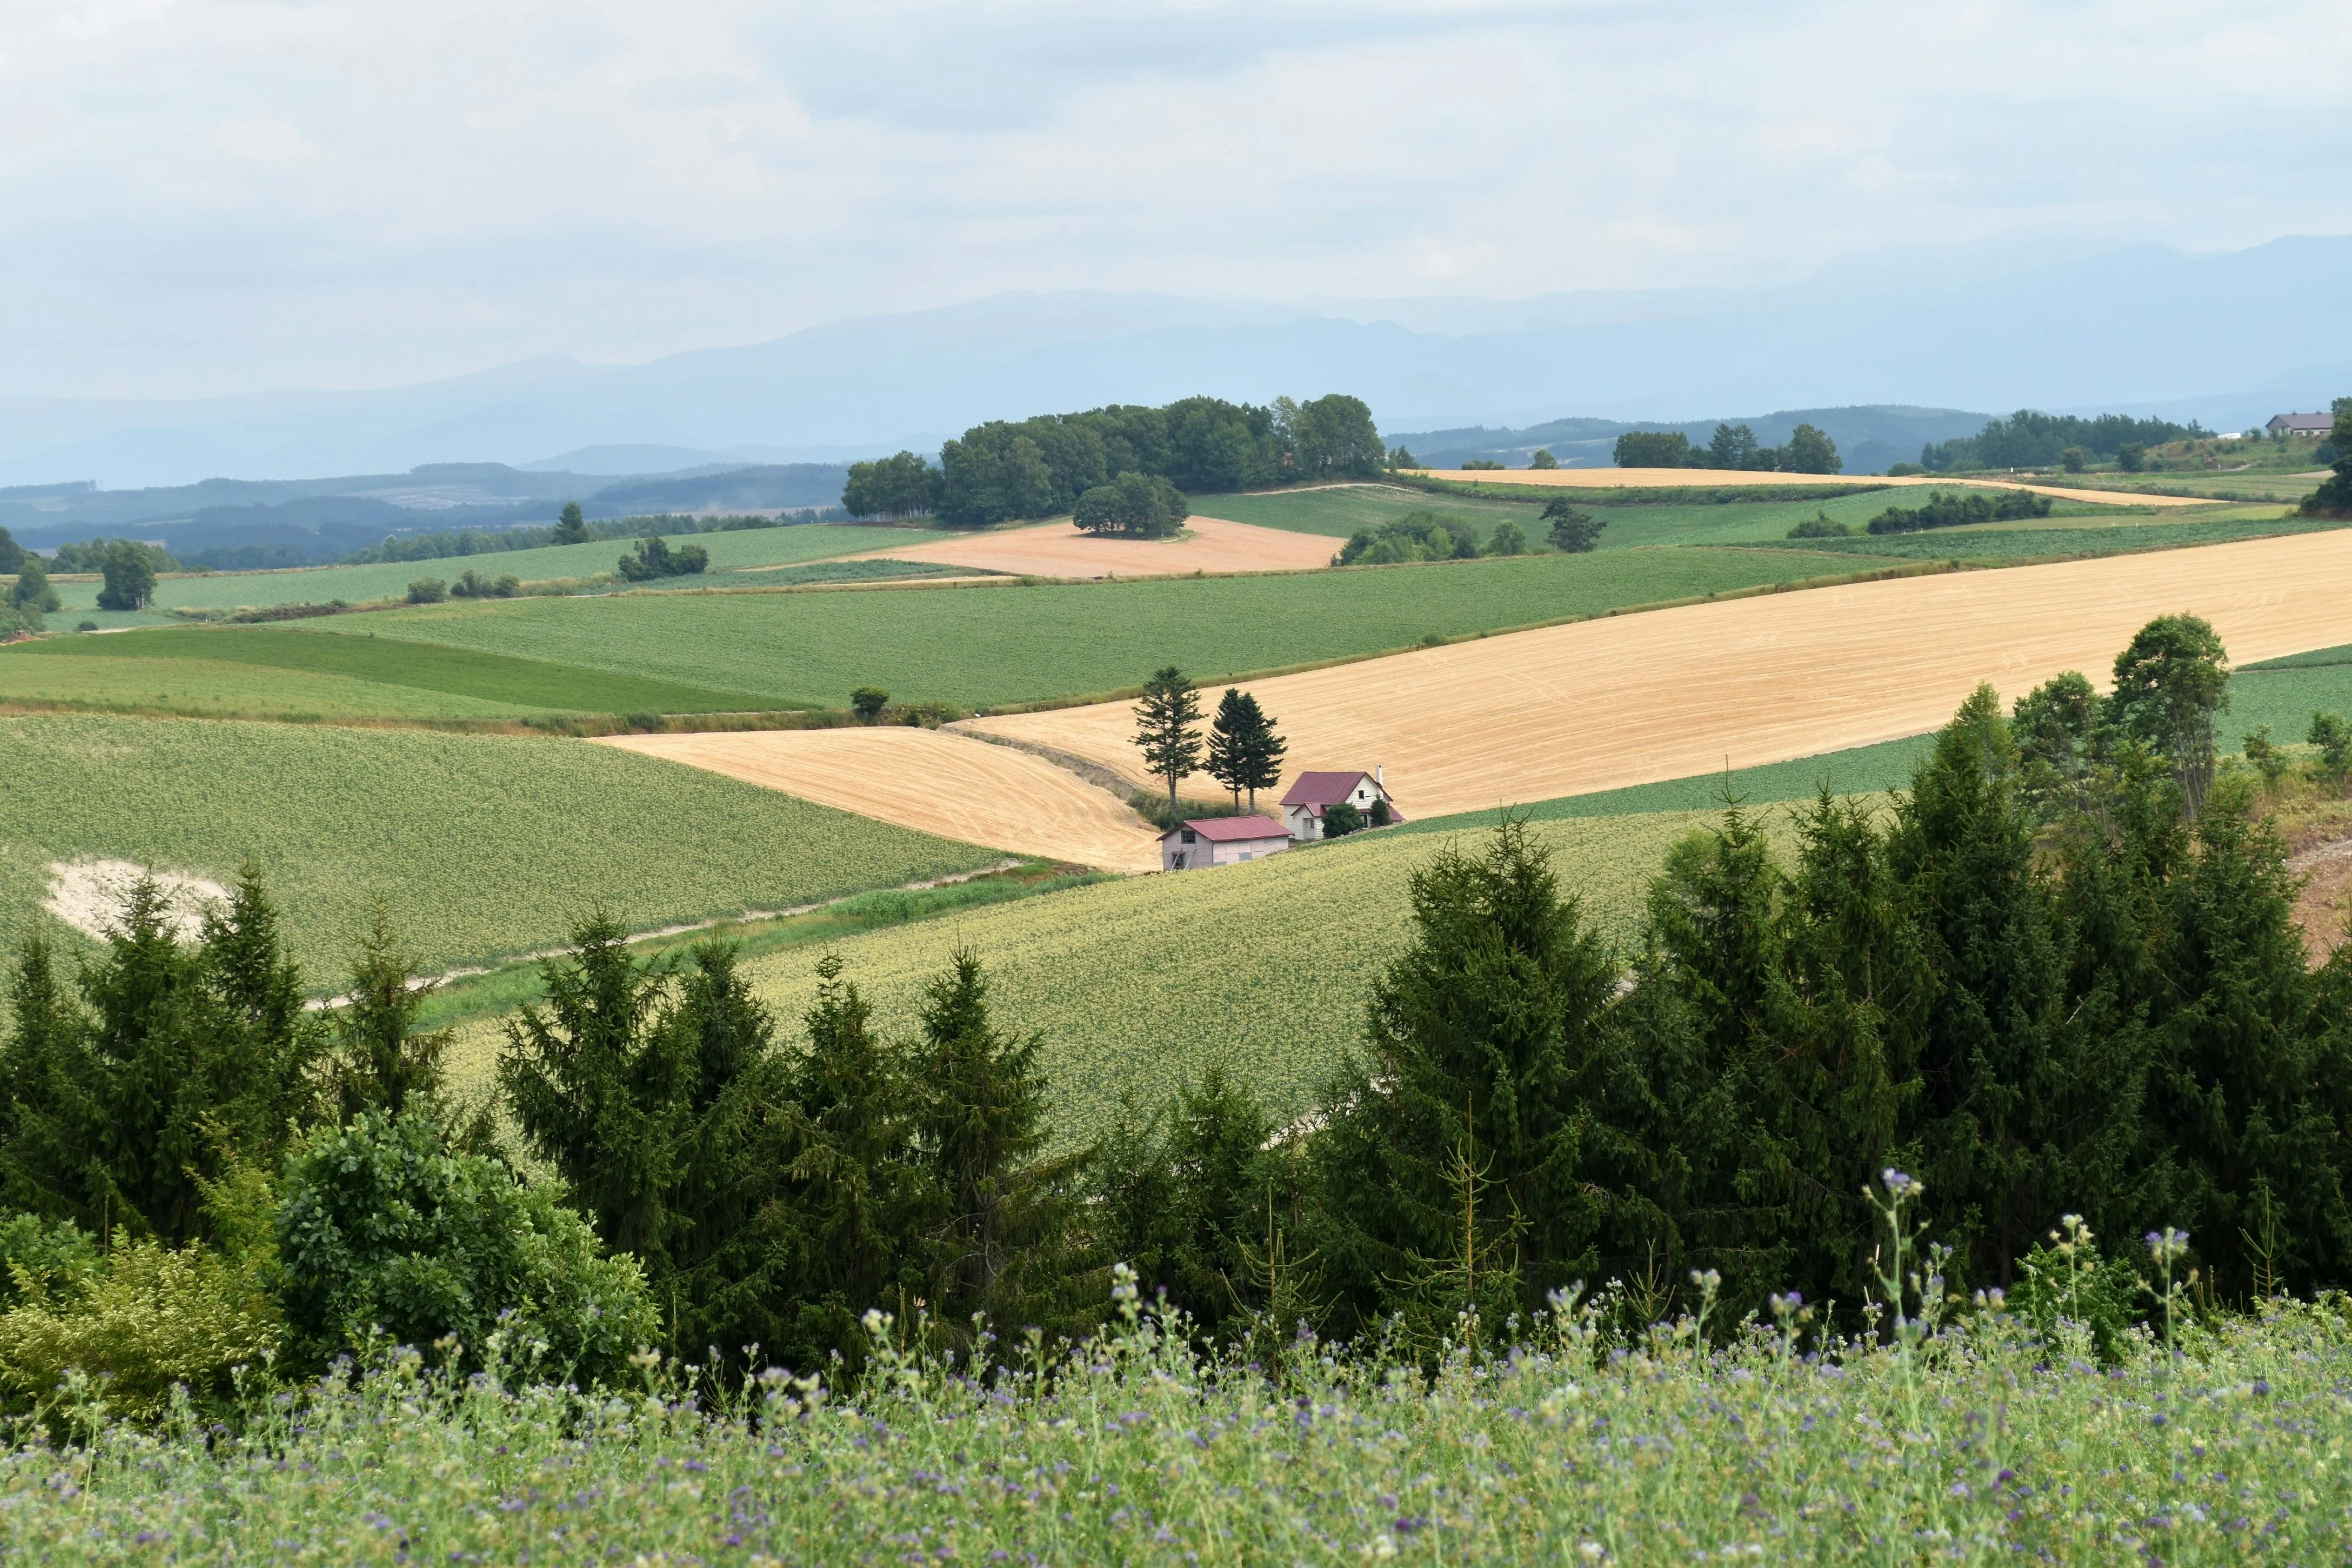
[594, 726, 1163, 873]
[1411, 468, 2208, 507]
[840, 515, 1337, 578]
[971, 529, 2352, 820]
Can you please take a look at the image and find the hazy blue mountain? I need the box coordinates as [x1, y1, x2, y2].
[2, 234, 2344, 489]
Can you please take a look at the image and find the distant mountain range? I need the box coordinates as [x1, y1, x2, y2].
[1, 232, 2345, 491]
[0, 462, 851, 566]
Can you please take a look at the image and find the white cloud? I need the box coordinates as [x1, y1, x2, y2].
[0, 0, 2344, 396]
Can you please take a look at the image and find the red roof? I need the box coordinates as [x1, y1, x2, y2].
[1280, 771, 1372, 807]
[1162, 814, 1289, 843]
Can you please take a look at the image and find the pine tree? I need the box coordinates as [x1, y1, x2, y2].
[552, 501, 589, 544]
[1238, 693, 1287, 812]
[1205, 688, 1252, 810]
[1132, 667, 1203, 816]
[326, 904, 451, 1121]
[911, 951, 1088, 1338]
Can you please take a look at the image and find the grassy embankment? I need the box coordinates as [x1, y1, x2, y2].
[0, 711, 999, 980]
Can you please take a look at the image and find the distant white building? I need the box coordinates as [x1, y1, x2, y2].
[2267, 412, 2334, 437]
[1160, 814, 1290, 871]
[1280, 769, 1405, 842]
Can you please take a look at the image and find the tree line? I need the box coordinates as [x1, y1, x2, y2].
[2301, 398, 2352, 519]
[1612, 423, 1844, 474]
[5, 614, 2349, 1411]
[1921, 410, 2202, 473]
[1866, 488, 2053, 535]
[842, 394, 1387, 528]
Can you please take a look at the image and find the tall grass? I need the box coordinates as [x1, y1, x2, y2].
[7, 1245, 2347, 1561]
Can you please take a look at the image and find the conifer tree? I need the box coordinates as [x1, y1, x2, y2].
[1132, 667, 1203, 816]
[911, 951, 1088, 1338]
[327, 905, 451, 1122]
[1239, 693, 1287, 811]
[1204, 688, 1253, 810]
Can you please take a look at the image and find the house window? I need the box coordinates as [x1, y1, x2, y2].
[1239, 851, 1252, 861]
[1181, 830, 1197, 844]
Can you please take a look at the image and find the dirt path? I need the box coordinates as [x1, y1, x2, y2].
[970, 529, 2352, 821]
[836, 515, 1337, 579]
[593, 726, 1164, 873]
[1408, 468, 2211, 508]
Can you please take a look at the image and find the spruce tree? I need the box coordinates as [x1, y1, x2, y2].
[1204, 688, 1252, 810]
[1238, 693, 1287, 812]
[910, 951, 1088, 1338]
[326, 905, 451, 1121]
[1132, 667, 1203, 817]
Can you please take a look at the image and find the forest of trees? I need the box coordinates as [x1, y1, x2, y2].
[1612, 423, 1843, 474]
[5, 615, 2350, 1409]
[840, 394, 1385, 527]
[1922, 410, 2203, 472]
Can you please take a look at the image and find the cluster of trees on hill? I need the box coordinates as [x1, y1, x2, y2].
[1921, 410, 2202, 472]
[1866, 488, 2054, 535]
[1613, 423, 1843, 474]
[841, 394, 1385, 527]
[6, 616, 2350, 1409]
[1, 530, 61, 635]
[2302, 398, 2352, 519]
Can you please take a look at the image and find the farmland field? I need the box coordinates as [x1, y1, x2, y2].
[438, 808, 1729, 1141]
[1412, 466, 2210, 508]
[843, 514, 1336, 578]
[1737, 509, 2345, 564]
[332, 545, 1861, 710]
[1201, 479, 2147, 552]
[0, 712, 999, 980]
[0, 624, 796, 719]
[597, 726, 1164, 871]
[972, 527, 2352, 819]
[39, 522, 958, 628]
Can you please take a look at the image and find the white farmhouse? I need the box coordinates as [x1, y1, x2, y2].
[1280, 769, 1405, 842]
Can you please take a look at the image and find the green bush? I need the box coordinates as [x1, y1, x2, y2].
[617, 536, 710, 582]
[850, 685, 890, 721]
[1866, 488, 2051, 535]
[0, 1235, 278, 1422]
[406, 577, 448, 605]
[274, 1111, 656, 1381]
[2311, 711, 2352, 783]
[1787, 511, 1852, 539]
[2007, 1219, 2144, 1363]
[1543, 498, 1605, 552]
[1072, 472, 1188, 538]
[1322, 801, 1364, 837]
[1485, 519, 1529, 556]
[1334, 511, 1479, 565]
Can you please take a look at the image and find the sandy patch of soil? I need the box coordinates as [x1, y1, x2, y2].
[593, 726, 1163, 873]
[1407, 468, 2209, 509]
[44, 859, 229, 943]
[970, 529, 2352, 823]
[2287, 833, 2352, 963]
[837, 516, 1338, 580]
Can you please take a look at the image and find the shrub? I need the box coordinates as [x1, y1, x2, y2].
[1485, 519, 1528, 556]
[851, 685, 891, 721]
[406, 577, 448, 605]
[494, 574, 521, 597]
[1528, 448, 1558, 469]
[1459, 458, 1504, 470]
[1334, 512, 1479, 566]
[2060, 446, 2087, 472]
[2310, 711, 2352, 785]
[617, 536, 710, 581]
[75, 621, 96, 632]
[0, 1236, 278, 1422]
[1787, 511, 1852, 539]
[8, 556, 59, 614]
[1322, 801, 1364, 837]
[275, 1111, 656, 1381]
[2243, 724, 2290, 789]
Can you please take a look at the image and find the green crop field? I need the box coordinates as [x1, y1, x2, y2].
[38, 522, 955, 629]
[441, 808, 1747, 1144]
[2230, 640, 2352, 748]
[1736, 509, 2345, 564]
[339, 546, 1861, 711]
[1200, 481, 2142, 552]
[0, 624, 797, 719]
[0, 712, 1000, 982]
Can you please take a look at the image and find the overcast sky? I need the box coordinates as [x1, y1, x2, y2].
[3, 0, 2347, 399]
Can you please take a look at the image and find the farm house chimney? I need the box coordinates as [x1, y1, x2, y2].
[1376, 765, 1384, 787]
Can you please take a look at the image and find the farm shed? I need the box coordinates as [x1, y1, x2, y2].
[1281, 769, 1405, 842]
[2267, 412, 2334, 436]
[1161, 814, 1290, 871]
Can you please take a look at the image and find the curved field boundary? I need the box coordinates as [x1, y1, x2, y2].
[838, 515, 1337, 579]
[1407, 467, 2209, 507]
[969, 528, 2352, 821]
[593, 726, 1164, 873]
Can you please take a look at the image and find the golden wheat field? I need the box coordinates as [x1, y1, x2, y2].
[972, 529, 2352, 822]
[839, 514, 1337, 579]
[593, 726, 1164, 871]
[1409, 467, 2208, 507]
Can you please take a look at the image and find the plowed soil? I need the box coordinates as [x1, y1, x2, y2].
[970, 529, 2352, 820]
[593, 727, 1163, 873]
[1410, 468, 2208, 507]
[840, 515, 1338, 579]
